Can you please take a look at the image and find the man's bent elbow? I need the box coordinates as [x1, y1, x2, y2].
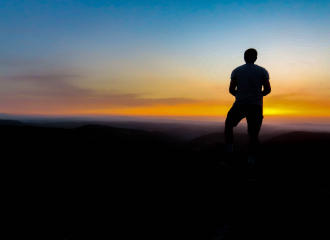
[263, 89, 271, 96]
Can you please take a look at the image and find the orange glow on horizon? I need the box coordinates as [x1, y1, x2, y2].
[5, 100, 330, 124]
[2, 82, 330, 124]
[4, 96, 330, 116]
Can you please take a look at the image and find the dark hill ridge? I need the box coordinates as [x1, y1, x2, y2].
[73, 124, 183, 145]
[259, 131, 330, 166]
[183, 132, 250, 156]
[261, 131, 330, 146]
[2, 124, 330, 240]
[0, 119, 26, 126]
[0, 124, 182, 147]
[2, 118, 300, 141]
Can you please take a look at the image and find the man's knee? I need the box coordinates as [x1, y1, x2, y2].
[248, 128, 260, 139]
[225, 120, 235, 129]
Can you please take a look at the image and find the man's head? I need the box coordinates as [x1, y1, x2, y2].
[244, 48, 257, 63]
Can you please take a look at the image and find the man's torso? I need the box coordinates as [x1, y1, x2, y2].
[231, 63, 269, 107]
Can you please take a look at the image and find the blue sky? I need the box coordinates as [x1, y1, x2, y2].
[1, 0, 328, 66]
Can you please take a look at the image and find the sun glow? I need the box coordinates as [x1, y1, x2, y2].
[263, 108, 302, 116]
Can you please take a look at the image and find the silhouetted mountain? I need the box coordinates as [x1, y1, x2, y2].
[11, 118, 295, 141]
[3, 125, 330, 240]
[276, 122, 330, 132]
[0, 119, 26, 126]
[262, 131, 330, 146]
[28, 120, 224, 140]
[259, 131, 330, 166]
[74, 124, 183, 145]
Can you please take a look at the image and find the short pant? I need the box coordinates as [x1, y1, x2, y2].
[225, 104, 263, 133]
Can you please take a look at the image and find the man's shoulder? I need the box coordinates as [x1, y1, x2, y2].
[233, 63, 267, 70]
[232, 64, 269, 75]
[253, 64, 268, 72]
[232, 64, 245, 72]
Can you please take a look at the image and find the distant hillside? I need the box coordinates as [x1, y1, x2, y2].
[11, 119, 295, 141]
[258, 131, 330, 171]
[184, 132, 249, 152]
[261, 131, 330, 146]
[0, 119, 26, 126]
[73, 124, 183, 146]
[27, 120, 224, 140]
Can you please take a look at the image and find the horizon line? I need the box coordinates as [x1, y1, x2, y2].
[1, 113, 330, 126]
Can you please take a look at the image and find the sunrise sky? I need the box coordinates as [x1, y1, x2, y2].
[0, 0, 329, 123]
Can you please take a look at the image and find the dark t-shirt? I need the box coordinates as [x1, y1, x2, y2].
[231, 63, 269, 107]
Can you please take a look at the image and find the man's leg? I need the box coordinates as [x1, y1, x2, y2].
[225, 123, 234, 153]
[225, 105, 245, 154]
[246, 105, 263, 162]
[247, 130, 260, 157]
[225, 123, 234, 145]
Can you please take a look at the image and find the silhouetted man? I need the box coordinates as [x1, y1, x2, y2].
[225, 48, 271, 164]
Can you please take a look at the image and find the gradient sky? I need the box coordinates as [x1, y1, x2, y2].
[1, 0, 329, 123]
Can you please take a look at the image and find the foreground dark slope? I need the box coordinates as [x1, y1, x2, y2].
[2, 125, 330, 240]
[2, 124, 185, 239]
[180, 130, 330, 240]
[259, 131, 330, 191]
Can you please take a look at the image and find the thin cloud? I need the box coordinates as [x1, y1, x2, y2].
[1, 72, 201, 109]
[0, 58, 42, 67]
[5, 73, 82, 89]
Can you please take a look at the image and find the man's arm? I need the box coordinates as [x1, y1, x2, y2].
[229, 77, 237, 96]
[262, 78, 271, 96]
